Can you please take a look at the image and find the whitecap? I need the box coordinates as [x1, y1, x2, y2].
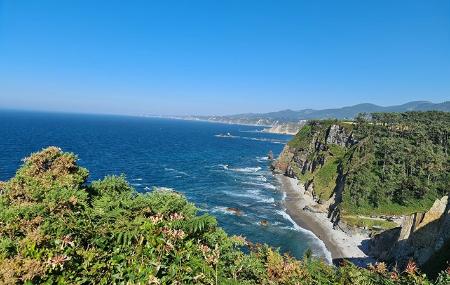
[164, 167, 189, 176]
[250, 175, 268, 182]
[209, 206, 247, 216]
[229, 166, 261, 173]
[256, 156, 269, 162]
[241, 137, 287, 144]
[154, 186, 176, 191]
[217, 164, 229, 170]
[275, 209, 332, 264]
[242, 181, 277, 190]
[214, 133, 287, 144]
[214, 133, 239, 138]
[223, 190, 275, 204]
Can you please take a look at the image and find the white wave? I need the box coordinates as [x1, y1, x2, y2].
[209, 206, 247, 216]
[223, 190, 275, 204]
[241, 137, 287, 144]
[251, 220, 284, 227]
[256, 156, 269, 162]
[132, 178, 143, 181]
[131, 183, 142, 186]
[214, 133, 239, 138]
[217, 164, 229, 170]
[164, 167, 189, 176]
[275, 210, 332, 264]
[214, 133, 286, 145]
[250, 175, 267, 182]
[229, 166, 261, 173]
[154, 186, 176, 191]
[242, 181, 277, 190]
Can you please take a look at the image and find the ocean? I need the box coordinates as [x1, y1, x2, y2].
[0, 110, 330, 261]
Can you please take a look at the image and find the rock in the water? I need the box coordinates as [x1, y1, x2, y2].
[260, 220, 269, 226]
[226, 207, 243, 216]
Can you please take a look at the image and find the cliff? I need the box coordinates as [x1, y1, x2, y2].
[272, 120, 354, 204]
[272, 112, 450, 270]
[262, 121, 305, 135]
[369, 196, 450, 271]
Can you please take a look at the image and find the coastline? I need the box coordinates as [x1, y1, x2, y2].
[144, 115, 300, 135]
[276, 174, 373, 266]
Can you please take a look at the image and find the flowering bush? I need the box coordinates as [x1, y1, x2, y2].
[0, 147, 448, 284]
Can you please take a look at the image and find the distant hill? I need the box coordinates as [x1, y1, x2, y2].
[219, 101, 450, 122]
[177, 101, 450, 134]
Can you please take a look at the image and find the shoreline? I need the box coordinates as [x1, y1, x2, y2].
[276, 174, 373, 266]
[145, 116, 299, 135]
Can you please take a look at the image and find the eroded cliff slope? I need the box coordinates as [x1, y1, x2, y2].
[272, 112, 450, 268]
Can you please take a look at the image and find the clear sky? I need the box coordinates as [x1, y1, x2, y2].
[0, 0, 449, 116]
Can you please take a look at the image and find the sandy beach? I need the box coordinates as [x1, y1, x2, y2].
[276, 174, 373, 266]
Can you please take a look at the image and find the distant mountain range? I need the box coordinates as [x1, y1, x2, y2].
[178, 101, 450, 135]
[209, 101, 450, 122]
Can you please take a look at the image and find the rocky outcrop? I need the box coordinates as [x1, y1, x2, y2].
[369, 196, 450, 266]
[274, 120, 450, 270]
[271, 145, 295, 177]
[268, 150, 274, 160]
[226, 207, 244, 216]
[272, 123, 353, 186]
[325, 124, 356, 147]
[262, 122, 305, 135]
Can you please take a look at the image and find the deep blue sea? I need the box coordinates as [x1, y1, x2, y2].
[0, 110, 330, 261]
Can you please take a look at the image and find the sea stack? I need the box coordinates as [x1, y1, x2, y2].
[268, 150, 274, 160]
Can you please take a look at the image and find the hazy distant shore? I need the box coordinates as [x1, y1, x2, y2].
[143, 115, 300, 135]
[276, 175, 373, 266]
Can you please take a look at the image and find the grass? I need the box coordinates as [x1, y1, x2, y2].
[293, 145, 345, 201]
[313, 145, 345, 200]
[342, 195, 437, 216]
[288, 124, 312, 149]
[313, 157, 340, 200]
[341, 215, 398, 231]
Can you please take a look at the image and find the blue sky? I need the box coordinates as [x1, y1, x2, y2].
[0, 0, 449, 115]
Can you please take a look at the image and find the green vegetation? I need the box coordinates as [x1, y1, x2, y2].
[313, 145, 346, 200]
[342, 111, 449, 215]
[1, 147, 449, 284]
[290, 122, 346, 200]
[288, 124, 313, 149]
[341, 215, 397, 232]
[287, 111, 449, 216]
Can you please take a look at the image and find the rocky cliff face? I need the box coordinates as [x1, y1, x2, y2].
[262, 121, 306, 135]
[325, 124, 356, 147]
[271, 123, 353, 199]
[274, 120, 450, 270]
[369, 196, 450, 266]
[271, 145, 296, 177]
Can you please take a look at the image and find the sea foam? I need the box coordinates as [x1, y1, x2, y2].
[223, 190, 275, 204]
[242, 181, 277, 190]
[164, 167, 190, 176]
[275, 209, 332, 264]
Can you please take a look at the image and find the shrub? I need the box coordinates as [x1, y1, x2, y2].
[0, 147, 447, 284]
